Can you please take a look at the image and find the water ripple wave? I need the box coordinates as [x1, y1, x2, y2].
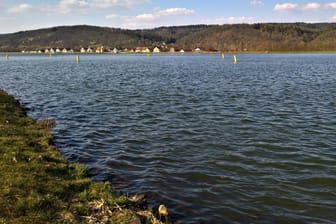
[1, 54, 336, 223]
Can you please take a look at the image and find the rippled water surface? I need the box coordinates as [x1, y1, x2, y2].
[1, 54, 336, 223]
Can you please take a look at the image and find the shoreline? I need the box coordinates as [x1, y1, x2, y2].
[2, 50, 336, 55]
[0, 89, 170, 224]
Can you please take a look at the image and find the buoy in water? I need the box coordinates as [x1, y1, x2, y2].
[222, 53, 225, 59]
[233, 55, 237, 64]
[76, 55, 80, 63]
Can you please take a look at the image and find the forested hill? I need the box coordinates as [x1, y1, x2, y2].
[1, 23, 336, 52]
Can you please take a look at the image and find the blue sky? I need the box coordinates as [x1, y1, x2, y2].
[1, 0, 336, 34]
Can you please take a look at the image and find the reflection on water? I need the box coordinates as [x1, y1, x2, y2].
[1, 54, 336, 223]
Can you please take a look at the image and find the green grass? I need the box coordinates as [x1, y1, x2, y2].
[0, 89, 165, 224]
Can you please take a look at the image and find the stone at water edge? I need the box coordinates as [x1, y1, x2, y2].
[158, 204, 168, 218]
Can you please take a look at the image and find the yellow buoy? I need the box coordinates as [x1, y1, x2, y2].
[76, 55, 80, 63]
[233, 55, 237, 64]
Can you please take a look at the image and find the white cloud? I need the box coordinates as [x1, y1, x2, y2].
[157, 8, 195, 16]
[58, 0, 89, 13]
[105, 14, 118, 19]
[325, 2, 336, 9]
[207, 16, 255, 24]
[250, 0, 264, 6]
[90, 0, 149, 8]
[303, 3, 320, 10]
[8, 3, 32, 13]
[274, 3, 298, 11]
[135, 13, 156, 22]
[128, 7, 194, 22]
[274, 2, 326, 11]
[56, 0, 149, 14]
[109, 7, 195, 28]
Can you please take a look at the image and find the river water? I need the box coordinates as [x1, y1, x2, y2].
[1, 54, 335, 223]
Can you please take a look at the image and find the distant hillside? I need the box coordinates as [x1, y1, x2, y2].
[1, 23, 336, 52]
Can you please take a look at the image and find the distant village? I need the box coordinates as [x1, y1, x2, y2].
[20, 46, 205, 54]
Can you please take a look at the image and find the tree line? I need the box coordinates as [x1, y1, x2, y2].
[1, 23, 336, 52]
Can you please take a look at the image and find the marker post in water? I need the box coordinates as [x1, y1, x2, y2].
[5, 54, 9, 60]
[222, 53, 225, 59]
[233, 55, 237, 64]
[76, 55, 80, 63]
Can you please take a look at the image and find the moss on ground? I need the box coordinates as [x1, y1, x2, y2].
[0, 89, 166, 224]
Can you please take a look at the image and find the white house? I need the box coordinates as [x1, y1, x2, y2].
[153, 47, 160, 53]
[112, 48, 119, 54]
[80, 48, 86, 53]
[95, 46, 104, 53]
[135, 47, 150, 53]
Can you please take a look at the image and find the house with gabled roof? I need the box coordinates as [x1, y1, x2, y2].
[135, 47, 150, 53]
[153, 47, 160, 53]
[96, 46, 104, 53]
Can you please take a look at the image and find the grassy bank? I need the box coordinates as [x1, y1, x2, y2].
[0, 89, 166, 224]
